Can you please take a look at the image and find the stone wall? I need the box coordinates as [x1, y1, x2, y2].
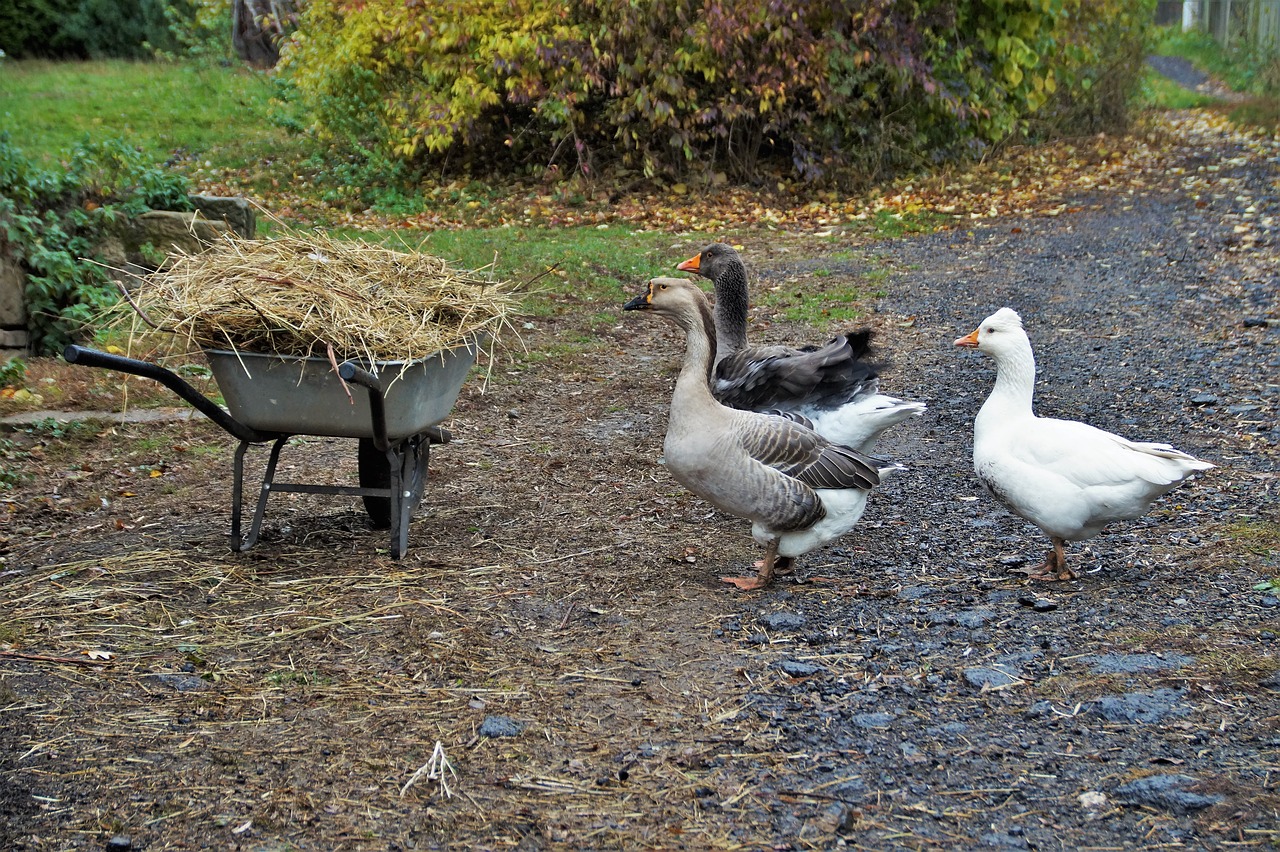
[0, 196, 256, 360]
[1, 248, 27, 358]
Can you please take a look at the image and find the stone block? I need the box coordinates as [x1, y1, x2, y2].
[0, 251, 25, 326]
[191, 195, 256, 239]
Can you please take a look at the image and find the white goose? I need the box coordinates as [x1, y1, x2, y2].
[625, 277, 901, 590]
[677, 243, 925, 453]
[955, 307, 1215, 580]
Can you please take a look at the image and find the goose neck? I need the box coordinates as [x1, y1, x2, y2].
[710, 265, 750, 359]
[986, 344, 1037, 413]
[671, 302, 721, 408]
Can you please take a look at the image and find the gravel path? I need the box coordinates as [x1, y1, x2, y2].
[715, 120, 1280, 847]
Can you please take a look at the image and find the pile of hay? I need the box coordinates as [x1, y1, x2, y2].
[123, 233, 520, 364]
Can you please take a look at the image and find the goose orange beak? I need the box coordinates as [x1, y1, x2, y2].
[676, 252, 701, 273]
[954, 329, 980, 348]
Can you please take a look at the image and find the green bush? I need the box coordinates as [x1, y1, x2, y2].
[279, 0, 1154, 186]
[0, 0, 84, 58]
[65, 0, 180, 59]
[0, 0, 191, 59]
[0, 135, 191, 354]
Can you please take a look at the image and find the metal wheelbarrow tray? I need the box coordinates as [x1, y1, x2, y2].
[63, 342, 478, 559]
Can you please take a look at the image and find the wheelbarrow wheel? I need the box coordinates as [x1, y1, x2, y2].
[357, 438, 393, 529]
[357, 436, 431, 531]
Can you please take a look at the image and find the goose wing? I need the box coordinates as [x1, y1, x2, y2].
[739, 416, 884, 490]
[715, 332, 882, 412]
[1009, 419, 1211, 490]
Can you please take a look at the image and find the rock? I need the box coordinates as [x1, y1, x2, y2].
[955, 608, 995, 628]
[979, 831, 1029, 849]
[1190, 393, 1219, 406]
[813, 801, 859, 833]
[964, 667, 1019, 689]
[1024, 700, 1055, 719]
[132, 210, 231, 258]
[760, 611, 807, 631]
[1086, 653, 1194, 674]
[97, 210, 232, 282]
[777, 659, 822, 677]
[0, 252, 26, 326]
[851, 712, 894, 729]
[105, 835, 132, 851]
[1113, 774, 1225, 814]
[1078, 790, 1108, 810]
[1091, 689, 1189, 724]
[478, 715, 525, 738]
[190, 194, 256, 238]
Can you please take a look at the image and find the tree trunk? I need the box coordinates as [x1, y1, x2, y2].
[232, 0, 296, 69]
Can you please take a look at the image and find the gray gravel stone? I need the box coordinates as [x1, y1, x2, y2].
[1113, 774, 1225, 814]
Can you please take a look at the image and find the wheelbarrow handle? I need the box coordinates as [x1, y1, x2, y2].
[62, 345, 281, 444]
[338, 361, 391, 451]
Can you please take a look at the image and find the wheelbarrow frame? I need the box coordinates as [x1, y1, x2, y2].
[62, 344, 472, 559]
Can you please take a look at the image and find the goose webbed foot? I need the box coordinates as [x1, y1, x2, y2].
[1028, 538, 1077, 582]
[723, 547, 792, 591]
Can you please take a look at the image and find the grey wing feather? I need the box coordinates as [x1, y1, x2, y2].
[741, 416, 883, 490]
[715, 334, 883, 412]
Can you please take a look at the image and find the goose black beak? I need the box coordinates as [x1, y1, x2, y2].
[623, 290, 652, 311]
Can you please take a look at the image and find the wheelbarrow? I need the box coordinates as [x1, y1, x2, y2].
[62, 342, 478, 559]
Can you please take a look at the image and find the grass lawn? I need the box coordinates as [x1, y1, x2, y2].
[0, 59, 305, 170]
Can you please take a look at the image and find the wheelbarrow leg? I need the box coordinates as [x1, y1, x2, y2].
[231, 437, 288, 552]
[390, 436, 431, 559]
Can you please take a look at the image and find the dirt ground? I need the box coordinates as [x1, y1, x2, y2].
[2, 111, 1278, 851]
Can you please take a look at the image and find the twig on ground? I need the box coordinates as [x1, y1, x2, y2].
[400, 741, 457, 799]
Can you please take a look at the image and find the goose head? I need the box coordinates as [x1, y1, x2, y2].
[624, 277, 717, 338]
[954, 307, 1027, 356]
[676, 242, 741, 280]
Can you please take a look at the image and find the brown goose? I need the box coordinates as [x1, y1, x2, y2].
[624, 277, 901, 590]
[677, 243, 925, 452]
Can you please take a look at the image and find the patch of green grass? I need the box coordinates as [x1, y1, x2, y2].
[0, 439, 30, 489]
[760, 281, 869, 325]
[1153, 26, 1280, 95]
[22, 417, 102, 441]
[1226, 518, 1280, 556]
[0, 59, 310, 171]
[334, 225, 677, 317]
[1139, 69, 1223, 110]
[1228, 96, 1280, 131]
[870, 209, 949, 239]
[266, 669, 330, 687]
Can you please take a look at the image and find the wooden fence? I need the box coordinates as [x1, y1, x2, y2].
[1158, 0, 1280, 55]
